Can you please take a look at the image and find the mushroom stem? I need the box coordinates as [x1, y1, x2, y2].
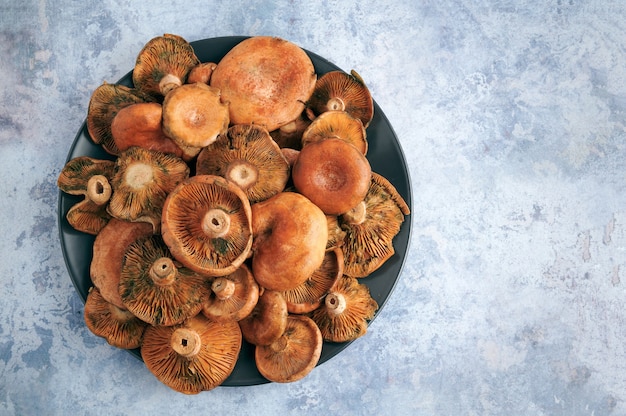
[171, 327, 202, 358]
[202, 208, 231, 239]
[270, 334, 289, 353]
[211, 277, 236, 300]
[341, 200, 367, 225]
[124, 162, 154, 189]
[225, 161, 259, 191]
[325, 292, 347, 315]
[149, 257, 177, 286]
[159, 73, 183, 96]
[327, 97, 345, 112]
[86, 175, 112, 206]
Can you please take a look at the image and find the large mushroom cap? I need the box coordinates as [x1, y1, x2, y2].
[254, 314, 323, 383]
[141, 314, 242, 394]
[210, 36, 317, 132]
[161, 175, 253, 277]
[132, 34, 200, 97]
[292, 138, 372, 215]
[196, 124, 290, 203]
[90, 218, 154, 309]
[84, 287, 148, 350]
[201, 264, 259, 323]
[306, 69, 374, 128]
[239, 289, 288, 346]
[86, 82, 155, 156]
[119, 235, 211, 326]
[310, 275, 378, 343]
[251, 191, 328, 291]
[340, 172, 410, 277]
[57, 156, 116, 235]
[107, 146, 190, 232]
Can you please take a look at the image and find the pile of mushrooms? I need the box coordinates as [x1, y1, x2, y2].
[58, 34, 410, 394]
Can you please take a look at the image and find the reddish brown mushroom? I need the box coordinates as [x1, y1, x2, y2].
[254, 314, 323, 383]
[84, 287, 148, 350]
[210, 36, 317, 132]
[141, 314, 242, 394]
[239, 289, 288, 346]
[201, 264, 259, 323]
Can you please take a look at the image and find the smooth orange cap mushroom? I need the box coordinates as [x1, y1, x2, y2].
[239, 289, 288, 346]
[251, 191, 328, 291]
[210, 36, 317, 132]
[292, 138, 372, 215]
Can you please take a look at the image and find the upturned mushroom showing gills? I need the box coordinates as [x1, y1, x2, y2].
[340, 172, 411, 277]
[310, 275, 378, 343]
[239, 289, 288, 346]
[90, 218, 154, 310]
[107, 146, 190, 232]
[161, 82, 230, 159]
[196, 124, 290, 203]
[201, 264, 259, 323]
[250, 191, 328, 291]
[292, 137, 372, 215]
[280, 247, 344, 314]
[306, 69, 374, 128]
[110, 102, 184, 158]
[57, 156, 116, 235]
[132, 34, 200, 98]
[118, 235, 210, 327]
[161, 175, 253, 277]
[84, 287, 148, 350]
[254, 314, 323, 383]
[300, 110, 368, 155]
[210, 36, 317, 132]
[141, 314, 242, 394]
[87, 82, 156, 156]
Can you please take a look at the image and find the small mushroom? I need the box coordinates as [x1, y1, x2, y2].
[254, 314, 323, 383]
[280, 247, 343, 314]
[292, 138, 372, 215]
[310, 275, 378, 343]
[161, 175, 253, 277]
[83, 286, 148, 350]
[187, 62, 218, 84]
[210, 36, 317, 132]
[107, 146, 189, 232]
[86, 82, 155, 156]
[301, 110, 368, 155]
[251, 191, 328, 291]
[90, 218, 154, 309]
[306, 69, 374, 128]
[110, 102, 184, 158]
[161, 82, 230, 159]
[57, 156, 116, 235]
[118, 234, 211, 327]
[196, 124, 290, 203]
[141, 314, 242, 394]
[132, 34, 200, 97]
[239, 289, 288, 346]
[340, 172, 410, 277]
[201, 264, 259, 323]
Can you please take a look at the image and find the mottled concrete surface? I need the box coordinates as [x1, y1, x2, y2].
[2, 1, 626, 415]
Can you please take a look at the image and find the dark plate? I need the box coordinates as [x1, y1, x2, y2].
[58, 36, 412, 386]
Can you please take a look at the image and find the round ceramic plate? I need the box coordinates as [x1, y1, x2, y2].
[58, 36, 412, 386]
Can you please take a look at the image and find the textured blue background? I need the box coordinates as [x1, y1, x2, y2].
[1, 1, 626, 414]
